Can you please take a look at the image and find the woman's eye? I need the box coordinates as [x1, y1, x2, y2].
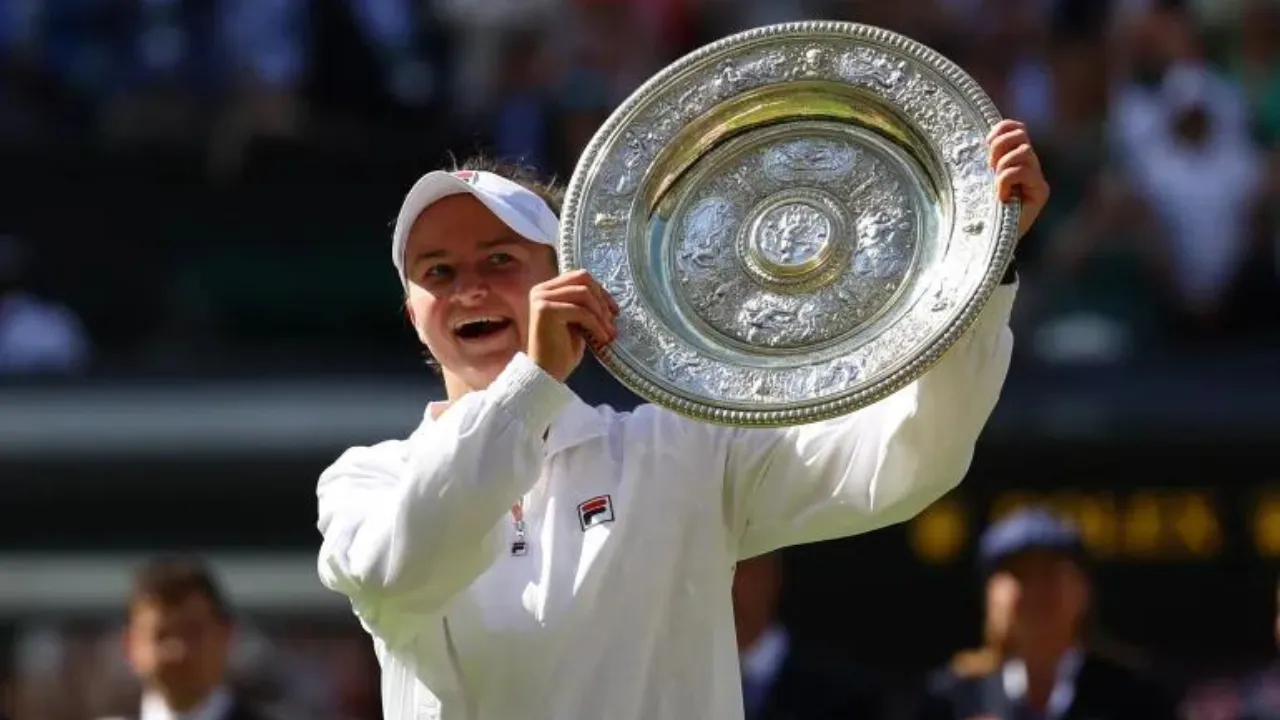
[490, 253, 514, 266]
[424, 264, 453, 280]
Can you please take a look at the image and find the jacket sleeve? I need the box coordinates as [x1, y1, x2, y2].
[723, 285, 1016, 559]
[316, 353, 574, 643]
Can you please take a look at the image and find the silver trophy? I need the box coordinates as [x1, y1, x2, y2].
[560, 21, 1019, 427]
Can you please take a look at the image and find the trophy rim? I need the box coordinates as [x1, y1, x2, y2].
[560, 20, 1020, 428]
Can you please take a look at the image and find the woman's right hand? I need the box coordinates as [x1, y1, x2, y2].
[527, 270, 619, 382]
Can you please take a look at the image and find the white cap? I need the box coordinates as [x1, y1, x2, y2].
[392, 169, 560, 284]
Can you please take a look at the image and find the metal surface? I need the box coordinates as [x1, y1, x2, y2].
[560, 21, 1019, 427]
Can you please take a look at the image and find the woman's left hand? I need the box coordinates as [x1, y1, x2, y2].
[987, 119, 1050, 241]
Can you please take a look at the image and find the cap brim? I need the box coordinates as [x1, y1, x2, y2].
[392, 171, 553, 282]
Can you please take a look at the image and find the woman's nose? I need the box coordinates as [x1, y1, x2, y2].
[452, 270, 490, 301]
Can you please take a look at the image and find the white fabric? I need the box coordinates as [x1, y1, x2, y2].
[139, 685, 233, 720]
[316, 286, 1016, 720]
[1003, 647, 1085, 720]
[391, 170, 560, 285]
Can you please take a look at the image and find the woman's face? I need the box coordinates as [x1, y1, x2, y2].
[403, 195, 558, 395]
[985, 550, 1090, 652]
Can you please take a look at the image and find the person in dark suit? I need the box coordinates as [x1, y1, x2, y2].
[104, 557, 274, 720]
[733, 552, 885, 720]
[913, 508, 1180, 720]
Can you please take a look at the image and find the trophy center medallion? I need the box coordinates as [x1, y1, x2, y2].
[750, 202, 833, 276]
[735, 186, 852, 293]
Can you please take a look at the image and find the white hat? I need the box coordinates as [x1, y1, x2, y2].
[392, 169, 560, 284]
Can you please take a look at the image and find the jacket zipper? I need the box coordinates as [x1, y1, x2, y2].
[442, 617, 476, 720]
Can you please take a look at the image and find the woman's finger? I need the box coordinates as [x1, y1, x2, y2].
[986, 119, 1025, 144]
[540, 285, 614, 338]
[987, 129, 1031, 169]
[995, 143, 1038, 175]
[995, 166, 1041, 202]
[544, 301, 613, 345]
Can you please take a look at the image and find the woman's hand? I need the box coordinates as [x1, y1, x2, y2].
[527, 270, 619, 382]
[988, 119, 1051, 241]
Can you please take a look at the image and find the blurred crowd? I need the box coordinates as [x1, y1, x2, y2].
[0, 0, 1278, 378]
[4, 510, 1280, 720]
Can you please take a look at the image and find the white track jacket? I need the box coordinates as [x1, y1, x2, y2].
[317, 285, 1016, 720]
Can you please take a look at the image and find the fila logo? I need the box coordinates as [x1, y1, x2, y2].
[578, 495, 615, 531]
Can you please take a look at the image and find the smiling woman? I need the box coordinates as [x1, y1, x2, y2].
[396, 157, 564, 374]
[314, 121, 1042, 720]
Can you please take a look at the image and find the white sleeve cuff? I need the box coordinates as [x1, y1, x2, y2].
[488, 352, 577, 436]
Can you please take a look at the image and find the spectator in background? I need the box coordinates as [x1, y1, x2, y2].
[913, 508, 1180, 720]
[1107, 1, 1270, 336]
[0, 234, 90, 378]
[1119, 62, 1267, 335]
[1010, 9, 1181, 366]
[733, 553, 884, 720]
[99, 557, 274, 720]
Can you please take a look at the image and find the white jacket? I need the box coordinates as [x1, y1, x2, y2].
[317, 285, 1016, 720]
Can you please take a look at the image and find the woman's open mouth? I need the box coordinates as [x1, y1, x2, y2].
[453, 316, 514, 341]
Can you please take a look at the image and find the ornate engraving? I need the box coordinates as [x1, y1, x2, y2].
[561, 21, 1015, 426]
[753, 203, 832, 269]
[787, 47, 828, 80]
[586, 242, 636, 309]
[594, 212, 626, 229]
[668, 132, 918, 351]
[678, 198, 737, 272]
[763, 139, 858, 183]
[837, 51, 907, 89]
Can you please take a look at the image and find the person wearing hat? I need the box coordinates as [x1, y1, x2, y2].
[913, 508, 1180, 720]
[315, 119, 1050, 720]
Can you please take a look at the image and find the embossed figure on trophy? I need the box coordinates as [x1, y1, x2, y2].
[765, 140, 856, 183]
[739, 297, 799, 346]
[711, 61, 744, 98]
[659, 347, 704, 381]
[949, 133, 986, 177]
[757, 204, 830, 267]
[853, 209, 909, 279]
[745, 50, 788, 83]
[814, 356, 863, 394]
[785, 47, 826, 80]
[709, 279, 739, 305]
[609, 129, 656, 195]
[590, 244, 635, 309]
[838, 53, 906, 89]
[680, 199, 736, 271]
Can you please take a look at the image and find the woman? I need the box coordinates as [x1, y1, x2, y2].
[317, 120, 1050, 720]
